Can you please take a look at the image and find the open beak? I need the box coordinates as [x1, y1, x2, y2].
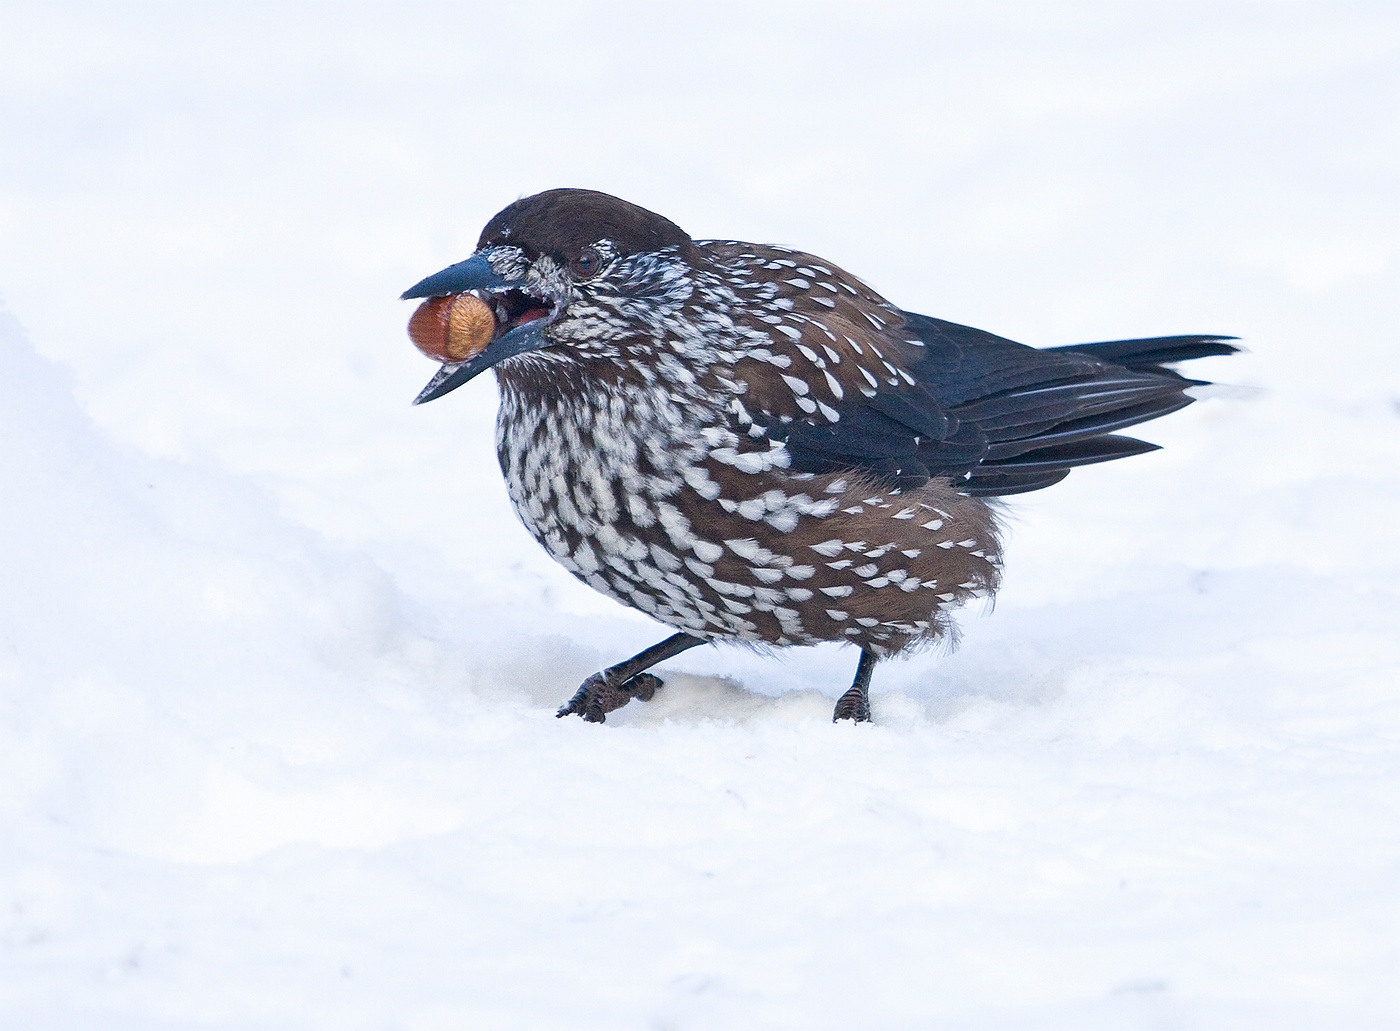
[402, 252, 556, 404]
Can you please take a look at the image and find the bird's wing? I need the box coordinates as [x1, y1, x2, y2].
[718, 250, 1235, 496]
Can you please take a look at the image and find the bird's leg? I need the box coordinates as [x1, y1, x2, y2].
[556, 632, 707, 723]
[833, 648, 878, 723]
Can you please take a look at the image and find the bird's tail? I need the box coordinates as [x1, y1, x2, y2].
[954, 333, 1241, 496]
[1045, 335, 1240, 377]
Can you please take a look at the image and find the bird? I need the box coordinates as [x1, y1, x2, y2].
[402, 188, 1236, 724]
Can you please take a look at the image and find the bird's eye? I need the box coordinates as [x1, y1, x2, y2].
[570, 245, 603, 279]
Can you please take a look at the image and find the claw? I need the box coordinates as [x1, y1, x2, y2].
[832, 686, 871, 723]
[556, 671, 665, 722]
[627, 672, 662, 702]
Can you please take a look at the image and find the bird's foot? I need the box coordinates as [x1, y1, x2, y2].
[832, 686, 871, 723]
[556, 671, 663, 723]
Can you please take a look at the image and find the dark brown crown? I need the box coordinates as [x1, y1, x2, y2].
[477, 189, 694, 262]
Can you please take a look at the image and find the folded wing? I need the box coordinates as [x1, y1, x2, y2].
[775, 312, 1237, 496]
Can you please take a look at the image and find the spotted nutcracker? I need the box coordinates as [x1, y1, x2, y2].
[402, 189, 1235, 724]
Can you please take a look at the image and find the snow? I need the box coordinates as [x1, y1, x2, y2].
[2, 1, 1399, 1026]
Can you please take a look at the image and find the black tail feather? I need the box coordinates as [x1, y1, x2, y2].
[962, 469, 1072, 496]
[782, 317, 1237, 498]
[946, 334, 1236, 496]
[980, 393, 1194, 461]
[1047, 335, 1240, 371]
[980, 434, 1160, 472]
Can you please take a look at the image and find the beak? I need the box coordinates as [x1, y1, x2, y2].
[400, 253, 507, 299]
[402, 251, 554, 405]
[411, 319, 548, 404]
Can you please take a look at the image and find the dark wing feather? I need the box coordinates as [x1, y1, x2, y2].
[778, 312, 1237, 496]
[704, 243, 1238, 497]
[1044, 335, 1240, 371]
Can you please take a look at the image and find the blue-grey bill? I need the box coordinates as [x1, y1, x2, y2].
[412, 318, 550, 404]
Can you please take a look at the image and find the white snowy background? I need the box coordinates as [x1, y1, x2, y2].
[2, 1, 1398, 1027]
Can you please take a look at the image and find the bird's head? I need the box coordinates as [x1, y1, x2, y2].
[403, 188, 695, 404]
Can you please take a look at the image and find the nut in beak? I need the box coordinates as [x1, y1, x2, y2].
[407, 292, 497, 363]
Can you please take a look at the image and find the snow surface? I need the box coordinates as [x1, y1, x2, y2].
[2, 2, 1399, 1027]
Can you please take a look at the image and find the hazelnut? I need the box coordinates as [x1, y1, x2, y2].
[407, 292, 496, 363]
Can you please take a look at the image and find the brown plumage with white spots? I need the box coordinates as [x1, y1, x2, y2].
[403, 189, 1236, 723]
